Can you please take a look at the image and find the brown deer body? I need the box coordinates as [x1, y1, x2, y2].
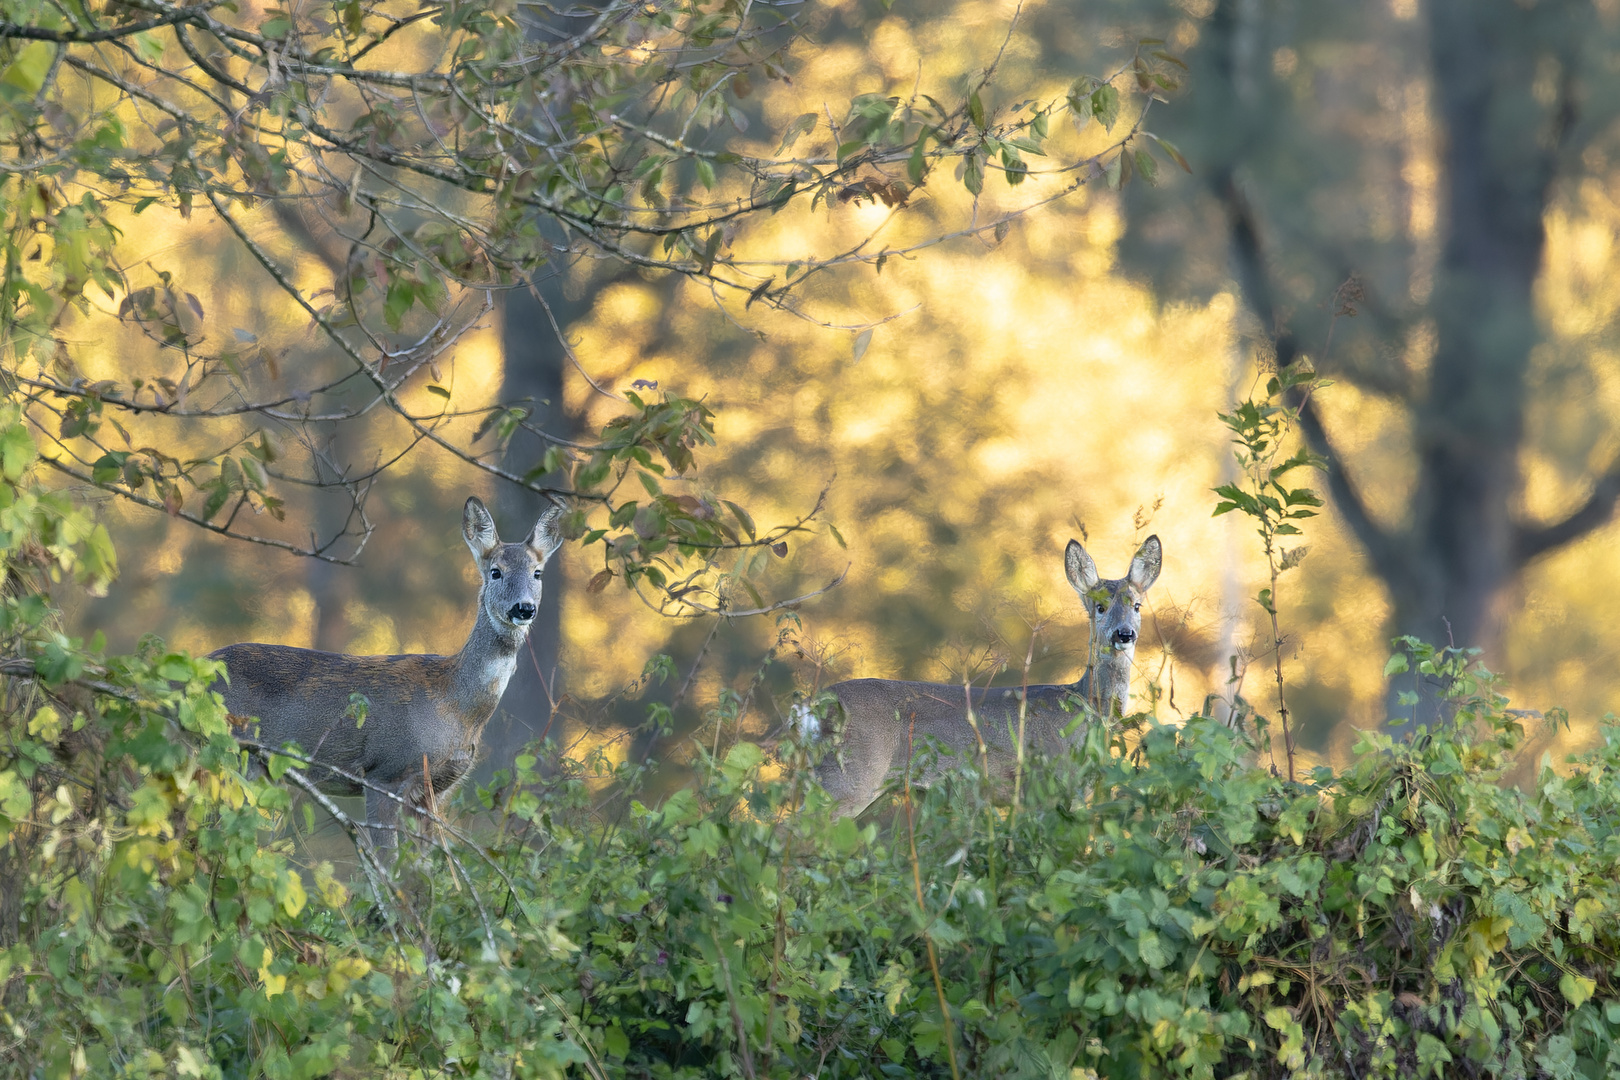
[212, 496, 563, 847]
[796, 536, 1162, 818]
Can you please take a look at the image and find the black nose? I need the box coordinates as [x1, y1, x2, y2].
[509, 603, 536, 623]
[1113, 627, 1136, 644]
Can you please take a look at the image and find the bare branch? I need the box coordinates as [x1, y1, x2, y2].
[41, 455, 373, 563]
[1513, 457, 1620, 566]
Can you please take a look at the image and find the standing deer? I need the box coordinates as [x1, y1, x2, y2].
[212, 496, 563, 847]
[794, 535, 1162, 818]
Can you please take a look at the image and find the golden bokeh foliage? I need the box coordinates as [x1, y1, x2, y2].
[550, 0, 1620, 771]
[53, 0, 1620, 778]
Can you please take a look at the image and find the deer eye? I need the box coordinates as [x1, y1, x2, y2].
[1133, 603, 1141, 612]
[1095, 603, 1107, 614]
[533, 569, 542, 580]
[489, 567, 502, 580]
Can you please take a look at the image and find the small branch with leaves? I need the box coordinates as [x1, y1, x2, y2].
[1213, 360, 1329, 782]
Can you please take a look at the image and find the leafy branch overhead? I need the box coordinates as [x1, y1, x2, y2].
[1, 0, 1184, 607]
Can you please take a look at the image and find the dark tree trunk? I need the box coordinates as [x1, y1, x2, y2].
[480, 275, 580, 775]
[1202, 0, 1618, 695]
[1399, 0, 1559, 654]
[308, 433, 355, 653]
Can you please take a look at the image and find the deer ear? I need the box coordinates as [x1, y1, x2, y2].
[1065, 539, 1100, 594]
[527, 504, 564, 564]
[1128, 535, 1162, 591]
[462, 496, 499, 560]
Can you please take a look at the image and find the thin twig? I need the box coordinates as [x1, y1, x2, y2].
[902, 717, 962, 1080]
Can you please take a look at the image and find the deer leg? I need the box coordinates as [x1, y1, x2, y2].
[364, 778, 406, 852]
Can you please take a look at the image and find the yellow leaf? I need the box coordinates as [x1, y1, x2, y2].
[328, 956, 371, 994]
[1239, 970, 1275, 992]
[280, 869, 307, 917]
[314, 861, 350, 909]
[1559, 972, 1596, 1009]
[258, 947, 287, 998]
[27, 706, 61, 741]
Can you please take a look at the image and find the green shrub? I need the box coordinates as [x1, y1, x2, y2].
[3, 407, 1620, 1079]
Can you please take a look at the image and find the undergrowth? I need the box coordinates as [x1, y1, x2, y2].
[2, 389, 1619, 1078]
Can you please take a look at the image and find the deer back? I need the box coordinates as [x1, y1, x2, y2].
[803, 678, 1094, 818]
[800, 534, 1162, 818]
[213, 645, 474, 794]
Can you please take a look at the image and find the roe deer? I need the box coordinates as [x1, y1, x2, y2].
[212, 496, 563, 847]
[794, 535, 1161, 818]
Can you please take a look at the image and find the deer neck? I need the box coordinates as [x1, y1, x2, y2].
[1075, 635, 1134, 716]
[449, 603, 527, 718]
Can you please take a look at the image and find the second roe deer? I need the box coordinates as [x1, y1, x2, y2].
[793, 535, 1162, 818]
[212, 496, 563, 847]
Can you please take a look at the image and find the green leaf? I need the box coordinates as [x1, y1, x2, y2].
[721, 740, 763, 781]
[1, 424, 37, 481]
[724, 500, 755, 540]
[1091, 84, 1120, 133]
[425, 384, 451, 399]
[963, 152, 984, 196]
[776, 112, 818, 153]
[202, 484, 231, 522]
[1133, 148, 1157, 185]
[1383, 653, 1410, 676]
[1136, 929, 1169, 969]
[1066, 77, 1096, 122]
[1, 42, 55, 96]
[695, 158, 716, 189]
[967, 90, 986, 130]
[1416, 1033, 1454, 1079]
[907, 133, 929, 184]
[383, 280, 415, 330]
[134, 31, 166, 62]
[1144, 131, 1192, 173]
[0, 771, 32, 822]
[1104, 153, 1122, 190]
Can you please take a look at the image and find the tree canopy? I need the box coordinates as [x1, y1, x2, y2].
[2, 0, 1186, 617]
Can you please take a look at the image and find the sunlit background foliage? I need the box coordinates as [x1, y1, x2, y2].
[43, 0, 1620, 783]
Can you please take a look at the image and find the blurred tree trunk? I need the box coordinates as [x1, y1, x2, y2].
[308, 444, 354, 653]
[480, 274, 580, 775]
[1202, 0, 1620, 666]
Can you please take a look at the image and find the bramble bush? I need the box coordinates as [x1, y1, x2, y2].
[2, 397, 1620, 1078]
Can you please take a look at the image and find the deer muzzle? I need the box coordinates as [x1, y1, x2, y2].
[508, 602, 537, 624]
